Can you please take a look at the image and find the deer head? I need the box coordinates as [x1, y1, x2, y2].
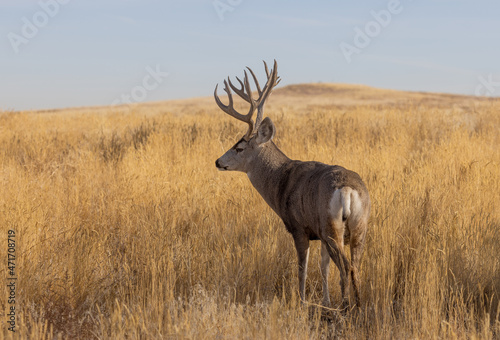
[215, 60, 281, 172]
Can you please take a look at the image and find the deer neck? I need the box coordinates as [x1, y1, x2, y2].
[247, 141, 291, 212]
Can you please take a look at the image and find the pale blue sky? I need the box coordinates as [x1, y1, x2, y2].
[1, 0, 499, 111]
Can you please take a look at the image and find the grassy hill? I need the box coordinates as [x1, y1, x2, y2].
[31, 82, 496, 115]
[1, 84, 499, 339]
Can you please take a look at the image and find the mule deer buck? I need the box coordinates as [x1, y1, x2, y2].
[214, 60, 370, 309]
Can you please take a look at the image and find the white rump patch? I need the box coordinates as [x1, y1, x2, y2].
[329, 187, 362, 226]
[328, 189, 344, 223]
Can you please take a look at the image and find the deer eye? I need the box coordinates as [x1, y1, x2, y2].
[235, 147, 245, 153]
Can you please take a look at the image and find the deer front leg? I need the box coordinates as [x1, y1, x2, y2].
[320, 242, 331, 307]
[293, 234, 310, 303]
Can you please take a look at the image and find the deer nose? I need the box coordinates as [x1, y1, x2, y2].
[215, 159, 221, 168]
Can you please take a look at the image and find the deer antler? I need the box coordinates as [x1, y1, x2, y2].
[214, 60, 281, 140]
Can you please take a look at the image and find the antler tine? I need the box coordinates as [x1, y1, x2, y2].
[228, 76, 250, 102]
[246, 67, 262, 95]
[243, 70, 254, 104]
[214, 83, 231, 113]
[253, 59, 279, 130]
[263, 60, 270, 78]
[214, 79, 255, 139]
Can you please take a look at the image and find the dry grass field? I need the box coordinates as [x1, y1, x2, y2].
[1, 84, 499, 339]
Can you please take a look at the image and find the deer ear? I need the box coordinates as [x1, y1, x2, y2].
[255, 117, 275, 145]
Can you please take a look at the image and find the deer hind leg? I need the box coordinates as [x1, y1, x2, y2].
[320, 242, 331, 307]
[292, 233, 310, 303]
[349, 220, 367, 308]
[342, 188, 368, 308]
[321, 219, 350, 309]
[324, 188, 351, 309]
[322, 235, 350, 310]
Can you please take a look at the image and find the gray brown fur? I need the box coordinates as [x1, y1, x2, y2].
[215, 61, 370, 309]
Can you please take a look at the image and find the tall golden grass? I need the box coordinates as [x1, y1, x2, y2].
[1, 86, 499, 339]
